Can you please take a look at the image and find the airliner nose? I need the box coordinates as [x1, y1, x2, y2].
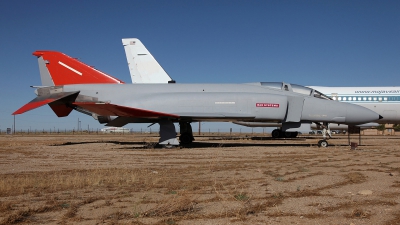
[379, 115, 383, 120]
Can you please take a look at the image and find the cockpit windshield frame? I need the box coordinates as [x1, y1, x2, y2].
[260, 82, 333, 100]
[290, 84, 313, 96]
[312, 90, 332, 100]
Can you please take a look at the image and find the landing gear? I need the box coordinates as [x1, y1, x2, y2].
[271, 129, 281, 138]
[158, 120, 180, 146]
[316, 122, 332, 139]
[284, 132, 298, 138]
[180, 133, 193, 145]
[179, 122, 194, 145]
[318, 140, 328, 147]
[316, 122, 331, 148]
[271, 129, 298, 138]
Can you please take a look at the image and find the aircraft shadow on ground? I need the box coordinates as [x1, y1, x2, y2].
[51, 140, 354, 149]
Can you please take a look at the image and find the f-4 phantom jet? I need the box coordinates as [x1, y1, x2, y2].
[13, 47, 381, 147]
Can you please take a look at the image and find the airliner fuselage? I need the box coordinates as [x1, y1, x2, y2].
[309, 86, 400, 123]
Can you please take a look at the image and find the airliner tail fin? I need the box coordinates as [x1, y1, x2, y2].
[122, 38, 173, 83]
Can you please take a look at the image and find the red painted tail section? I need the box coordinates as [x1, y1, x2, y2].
[33, 51, 125, 85]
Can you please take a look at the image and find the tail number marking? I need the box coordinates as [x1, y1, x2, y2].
[256, 103, 279, 108]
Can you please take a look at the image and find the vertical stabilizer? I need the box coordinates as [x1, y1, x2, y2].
[37, 56, 55, 86]
[32, 51, 124, 86]
[122, 38, 172, 83]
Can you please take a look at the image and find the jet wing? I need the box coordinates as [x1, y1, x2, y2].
[73, 102, 179, 118]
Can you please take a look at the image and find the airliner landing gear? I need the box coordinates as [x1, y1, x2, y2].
[271, 129, 298, 138]
[179, 122, 194, 145]
[271, 129, 281, 138]
[285, 132, 298, 138]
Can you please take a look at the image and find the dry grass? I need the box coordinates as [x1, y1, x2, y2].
[143, 195, 198, 217]
[0, 168, 163, 197]
[1, 134, 400, 224]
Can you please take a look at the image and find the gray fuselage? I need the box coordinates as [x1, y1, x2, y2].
[63, 82, 380, 125]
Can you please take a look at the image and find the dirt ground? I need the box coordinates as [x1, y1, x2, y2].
[0, 133, 400, 225]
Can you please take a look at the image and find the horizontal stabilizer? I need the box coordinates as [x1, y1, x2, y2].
[73, 102, 179, 118]
[13, 91, 79, 115]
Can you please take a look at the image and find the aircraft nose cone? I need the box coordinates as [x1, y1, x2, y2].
[345, 104, 381, 124]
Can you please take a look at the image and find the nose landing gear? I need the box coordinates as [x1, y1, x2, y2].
[316, 122, 331, 148]
[318, 139, 328, 147]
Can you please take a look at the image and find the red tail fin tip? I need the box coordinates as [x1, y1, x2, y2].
[33, 51, 125, 85]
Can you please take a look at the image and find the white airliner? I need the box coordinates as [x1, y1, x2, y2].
[122, 38, 399, 136]
[308, 86, 400, 123]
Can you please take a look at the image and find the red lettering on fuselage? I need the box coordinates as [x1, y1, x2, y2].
[256, 103, 279, 108]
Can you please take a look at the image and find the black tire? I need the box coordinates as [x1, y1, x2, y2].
[271, 129, 281, 138]
[284, 132, 292, 138]
[179, 133, 193, 145]
[318, 140, 328, 147]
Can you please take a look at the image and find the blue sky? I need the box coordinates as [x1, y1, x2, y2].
[0, 0, 399, 132]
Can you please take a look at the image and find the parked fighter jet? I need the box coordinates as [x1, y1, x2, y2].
[13, 49, 381, 147]
[122, 38, 393, 141]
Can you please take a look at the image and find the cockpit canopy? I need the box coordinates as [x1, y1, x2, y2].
[260, 82, 332, 100]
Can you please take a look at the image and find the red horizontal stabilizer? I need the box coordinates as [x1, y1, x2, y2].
[73, 102, 179, 118]
[13, 91, 80, 115]
[13, 99, 54, 115]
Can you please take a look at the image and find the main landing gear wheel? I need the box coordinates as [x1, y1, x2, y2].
[179, 122, 195, 145]
[284, 132, 298, 138]
[271, 129, 281, 138]
[179, 133, 194, 145]
[318, 140, 328, 148]
[271, 129, 298, 138]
